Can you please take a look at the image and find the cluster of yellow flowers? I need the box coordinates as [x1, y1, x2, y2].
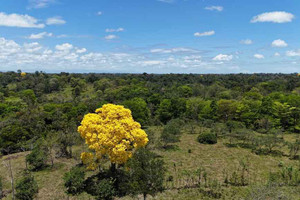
[21, 72, 26, 77]
[78, 104, 148, 170]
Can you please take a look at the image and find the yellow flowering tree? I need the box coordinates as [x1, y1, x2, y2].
[21, 72, 26, 77]
[78, 104, 148, 170]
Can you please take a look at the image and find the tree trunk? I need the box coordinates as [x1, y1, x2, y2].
[110, 163, 116, 173]
[143, 193, 147, 200]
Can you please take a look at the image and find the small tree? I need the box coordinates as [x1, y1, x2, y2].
[63, 166, 85, 196]
[160, 118, 183, 148]
[26, 144, 48, 170]
[289, 139, 300, 159]
[93, 178, 116, 200]
[127, 148, 165, 200]
[15, 171, 38, 200]
[197, 131, 217, 144]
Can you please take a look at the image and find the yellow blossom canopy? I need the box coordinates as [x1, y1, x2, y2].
[78, 104, 148, 169]
[21, 72, 26, 77]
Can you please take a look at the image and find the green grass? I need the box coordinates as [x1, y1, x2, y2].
[1, 126, 300, 199]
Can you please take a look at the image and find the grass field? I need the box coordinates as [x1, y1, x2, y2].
[1, 126, 300, 199]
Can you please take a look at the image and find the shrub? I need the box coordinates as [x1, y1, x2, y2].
[63, 166, 85, 196]
[26, 146, 48, 170]
[197, 132, 217, 144]
[161, 118, 183, 146]
[85, 177, 116, 200]
[15, 171, 38, 200]
[126, 148, 165, 200]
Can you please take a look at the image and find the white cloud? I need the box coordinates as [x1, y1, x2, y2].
[0, 37, 20, 55]
[150, 47, 198, 54]
[139, 60, 166, 66]
[96, 11, 102, 16]
[105, 28, 124, 33]
[28, 32, 53, 39]
[240, 39, 253, 45]
[205, 6, 223, 12]
[213, 54, 233, 61]
[274, 52, 280, 57]
[46, 16, 66, 25]
[104, 35, 118, 40]
[76, 48, 87, 54]
[28, 0, 56, 9]
[55, 43, 73, 51]
[0, 12, 45, 28]
[194, 30, 215, 37]
[271, 39, 288, 47]
[254, 54, 264, 59]
[24, 42, 43, 53]
[0, 37, 243, 73]
[286, 50, 300, 57]
[251, 11, 294, 23]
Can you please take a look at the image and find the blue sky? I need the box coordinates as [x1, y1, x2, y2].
[0, 0, 299, 73]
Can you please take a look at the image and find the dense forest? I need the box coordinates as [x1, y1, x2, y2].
[1, 71, 300, 199]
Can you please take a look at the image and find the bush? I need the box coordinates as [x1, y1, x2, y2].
[197, 132, 217, 144]
[26, 146, 48, 170]
[161, 118, 183, 146]
[85, 177, 116, 200]
[63, 166, 85, 196]
[15, 171, 38, 200]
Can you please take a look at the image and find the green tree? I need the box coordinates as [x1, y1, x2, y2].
[160, 119, 183, 147]
[127, 148, 165, 200]
[217, 99, 238, 121]
[26, 143, 48, 170]
[19, 89, 36, 107]
[123, 97, 150, 126]
[177, 85, 193, 97]
[157, 99, 172, 124]
[15, 171, 38, 200]
[64, 166, 85, 196]
[157, 98, 186, 124]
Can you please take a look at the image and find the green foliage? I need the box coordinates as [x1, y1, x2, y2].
[123, 97, 150, 126]
[177, 85, 193, 97]
[63, 166, 85, 196]
[19, 89, 36, 107]
[197, 132, 217, 144]
[94, 178, 116, 200]
[84, 171, 121, 200]
[161, 119, 183, 146]
[0, 123, 30, 154]
[126, 148, 165, 199]
[217, 99, 238, 121]
[157, 98, 186, 124]
[15, 171, 38, 200]
[26, 143, 48, 170]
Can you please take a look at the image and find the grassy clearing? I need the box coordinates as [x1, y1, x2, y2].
[1, 126, 300, 199]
